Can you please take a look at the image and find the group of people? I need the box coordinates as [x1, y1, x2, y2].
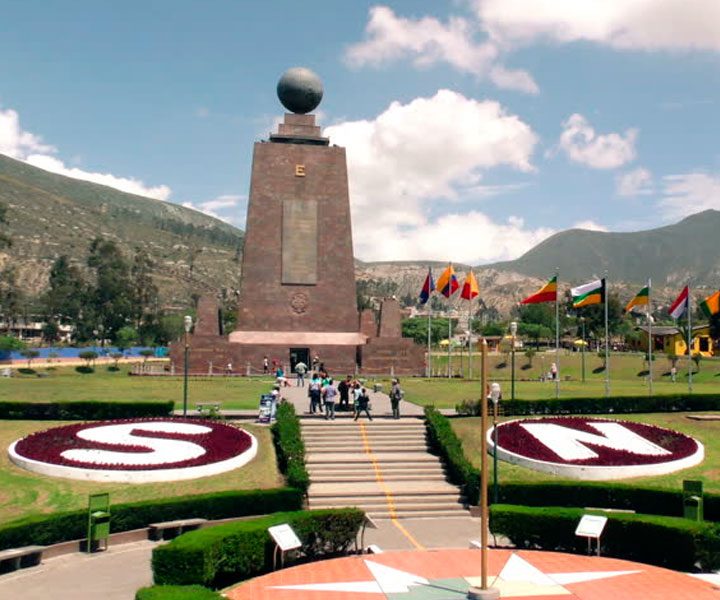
[306, 373, 372, 420]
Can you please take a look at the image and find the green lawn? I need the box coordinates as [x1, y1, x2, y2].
[0, 365, 277, 409]
[451, 413, 720, 494]
[0, 420, 282, 524]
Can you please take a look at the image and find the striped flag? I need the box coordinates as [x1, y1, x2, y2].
[419, 268, 435, 305]
[460, 270, 479, 300]
[625, 285, 650, 313]
[699, 289, 720, 318]
[669, 286, 689, 320]
[571, 279, 605, 308]
[521, 275, 557, 304]
[436, 263, 459, 298]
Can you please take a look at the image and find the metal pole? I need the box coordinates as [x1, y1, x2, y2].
[555, 268, 560, 399]
[468, 299, 473, 380]
[183, 330, 189, 417]
[511, 337, 515, 401]
[688, 284, 693, 393]
[448, 312, 452, 378]
[493, 401, 498, 504]
[604, 275, 610, 398]
[427, 309, 431, 378]
[648, 279, 653, 397]
[480, 338, 489, 590]
[581, 318, 586, 383]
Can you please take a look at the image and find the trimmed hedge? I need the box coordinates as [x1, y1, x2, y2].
[424, 406, 480, 505]
[491, 504, 720, 571]
[456, 393, 720, 416]
[135, 585, 221, 600]
[0, 400, 174, 420]
[0, 488, 303, 551]
[152, 508, 365, 587]
[497, 481, 720, 522]
[271, 402, 310, 493]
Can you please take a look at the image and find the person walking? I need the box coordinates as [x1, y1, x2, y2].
[308, 373, 322, 414]
[338, 375, 352, 408]
[295, 361, 307, 387]
[263, 356, 269, 374]
[354, 387, 373, 421]
[323, 378, 337, 420]
[390, 378, 403, 419]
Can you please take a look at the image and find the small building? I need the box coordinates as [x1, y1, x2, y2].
[635, 325, 714, 358]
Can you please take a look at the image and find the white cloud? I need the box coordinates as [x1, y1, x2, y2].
[182, 194, 246, 226]
[475, 0, 720, 52]
[324, 89, 546, 263]
[572, 220, 608, 231]
[558, 113, 637, 169]
[658, 172, 720, 220]
[616, 167, 654, 196]
[0, 105, 171, 201]
[345, 6, 538, 94]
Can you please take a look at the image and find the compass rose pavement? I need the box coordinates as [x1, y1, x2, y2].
[226, 548, 719, 600]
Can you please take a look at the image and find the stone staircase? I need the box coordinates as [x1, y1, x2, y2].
[303, 418, 469, 519]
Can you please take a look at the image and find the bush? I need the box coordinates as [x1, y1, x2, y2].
[152, 508, 364, 587]
[271, 402, 310, 493]
[490, 504, 720, 571]
[0, 400, 174, 420]
[135, 585, 221, 600]
[455, 393, 720, 416]
[0, 488, 303, 551]
[424, 406, 480, 505]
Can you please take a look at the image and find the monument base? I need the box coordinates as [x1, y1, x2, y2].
[360, 337, 426, 376]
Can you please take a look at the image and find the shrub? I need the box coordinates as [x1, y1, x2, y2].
[271, 402, 310, 493]
[152, 508, 364, 587]
[455, 393, 720, 416]
[135, 585, 221, 600]
[0, 400, 174, 420]
[0, 488, 303, 551]
[424, 406, 480, 505]
[490, 504, 720, 571]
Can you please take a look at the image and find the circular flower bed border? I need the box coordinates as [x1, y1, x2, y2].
[487, 416, 704, 481]
[8, 418, 258, 483]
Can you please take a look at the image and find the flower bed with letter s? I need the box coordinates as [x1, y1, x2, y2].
[8, 418, 257, 483]
[488, 416, 704, 480]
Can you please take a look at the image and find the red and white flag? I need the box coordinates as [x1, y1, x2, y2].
[669, 286, 689, 320]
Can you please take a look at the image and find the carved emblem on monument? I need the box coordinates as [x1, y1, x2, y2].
[289, 291, 309, 315]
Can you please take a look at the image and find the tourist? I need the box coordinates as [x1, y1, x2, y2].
[338, 375, 352, 408]
[276, 365, 289, 387]
[312, 354, 320, 371]
[354, 387, 373, 421]
[225, 361, 233, 376]
[270, 385, 280, 420]
[295, 360, 307, 387]
[352, 379, 362, 407]
[323, 378, 337, 420]
[390, 378, 404, 419]
[550, 362, 558, 381]
[263, 356, 269, 374]
[671, 365, 677, 382]
[308, 373, 322, 413]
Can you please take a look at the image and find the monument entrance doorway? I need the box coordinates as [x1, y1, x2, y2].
[289, 348, 310, 372]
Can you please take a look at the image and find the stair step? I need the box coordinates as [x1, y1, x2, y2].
[309, 497, 465, 509]
[307, 465, 445, 475]
[308, 486, 462, 498]
[307, 453, 439, 464]
[365, 510, 471, 519]
[310, 473, 447, 483]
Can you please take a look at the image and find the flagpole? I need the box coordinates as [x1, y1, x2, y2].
[604, 273, 610, 398]
[688, 282, 693, 394]
[448, 270, 452, 379]
[468, 291, 474, 380]
[427, 305, 432, 378]
[554, 268, 560, 399]
[647, 278, 653, 397]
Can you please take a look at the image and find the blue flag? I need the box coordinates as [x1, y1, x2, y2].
[419, 268, 434, 304]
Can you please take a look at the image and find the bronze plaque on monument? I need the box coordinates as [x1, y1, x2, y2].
[282, 199, 317, 284]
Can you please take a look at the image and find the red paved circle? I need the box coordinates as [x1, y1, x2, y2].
[226, 548, 719, 599]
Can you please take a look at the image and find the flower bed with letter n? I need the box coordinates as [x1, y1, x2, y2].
[8, 418, 257, 483]
[488, 416, 704, 480]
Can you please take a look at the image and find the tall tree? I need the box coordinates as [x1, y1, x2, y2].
[0, 202, 11, 249]
[131, 248, 159, 328]
[42, 255, 85, 327]
[87, 238, 134, 342]
[0, 266, 24, 334]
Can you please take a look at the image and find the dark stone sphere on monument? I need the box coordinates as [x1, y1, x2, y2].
[277, 67, 323, 114]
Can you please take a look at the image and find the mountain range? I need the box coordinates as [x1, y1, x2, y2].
[1, 152, 718, 316]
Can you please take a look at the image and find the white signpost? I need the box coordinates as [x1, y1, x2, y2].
[575, 514, 608, 556]
[268, 523, 302, 569]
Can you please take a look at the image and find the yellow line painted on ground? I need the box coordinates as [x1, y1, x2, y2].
[358, 422, 425, 550]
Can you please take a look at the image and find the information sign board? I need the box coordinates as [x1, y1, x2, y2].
[575, 514, 608, 539]
[268, 524, 302, 551]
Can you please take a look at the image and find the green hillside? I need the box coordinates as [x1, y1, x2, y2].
[0, 153, 244, 307]
[489, 210, 720, 285]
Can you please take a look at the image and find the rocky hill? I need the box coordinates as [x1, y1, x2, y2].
[0, 153, 243, 308]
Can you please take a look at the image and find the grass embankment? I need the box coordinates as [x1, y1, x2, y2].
[0, 365, 275, 409]
[0, 421, 282, 524]
[451, 413, 720, 494]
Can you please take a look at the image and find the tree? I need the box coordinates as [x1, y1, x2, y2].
[0, 202, 11, 249]
[516, 303, 555, 329]
[524, 348, 536, 368]
[130, 248, 159, 328]
[0, 266, 25, 334]
[566, 290, 624, 337]
[401, 317, 454, 345]
[78, 350, 98, 369]
[109, 352, 124, 370]
[87, 238, 134, 342]
[0, 335, 24, 352]
[115, 326, 138, 353]
[21, 349, 39, 369]
[692, 353, 702, 373]
[139, 348, 155, 366]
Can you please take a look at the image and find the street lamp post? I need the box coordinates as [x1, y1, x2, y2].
[183, 315, 193, 417]
[510, 321, 518, 401]
[490, 382, 501, 504]
[580, 317, 586, 384]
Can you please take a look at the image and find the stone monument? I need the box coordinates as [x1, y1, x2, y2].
[171, 68, 424, 376]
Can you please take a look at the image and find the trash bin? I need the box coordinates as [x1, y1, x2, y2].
[682, 480, 703, 521]
[87, 493, 111, 552]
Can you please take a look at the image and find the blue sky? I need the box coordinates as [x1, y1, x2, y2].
[0, 1, 718, 264]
